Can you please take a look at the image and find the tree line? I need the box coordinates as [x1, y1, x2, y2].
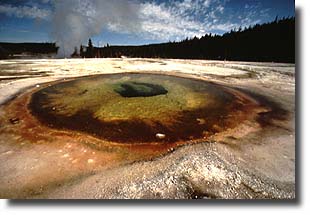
[78, 17, 294, 63]
[0, 42, 58, 59]
[0, 17, 295, 62]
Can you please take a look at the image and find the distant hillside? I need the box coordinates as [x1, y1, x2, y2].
[88, 17, 294, 63]
[0, 42, 58, 59]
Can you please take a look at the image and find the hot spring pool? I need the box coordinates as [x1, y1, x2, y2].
[29, 73, 255, 143]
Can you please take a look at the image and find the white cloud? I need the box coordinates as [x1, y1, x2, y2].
[50, 0, 141, 57]
[137, 0, 238, 41]
[135, 0, 269, 42]
[139, 1, 207, 41]
[0, 4, 51, 20]
[216, 5, 224, 13]
[203, 0, 212, 8]
[0, 0, 267, 45]
[210, 23, 237, 32]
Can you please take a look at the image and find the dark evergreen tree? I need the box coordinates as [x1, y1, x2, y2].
[80, 45, 84, 57]
[0, 42, 58, 59]
[86, 38, 94, 58]
[68, 17, 295, 63]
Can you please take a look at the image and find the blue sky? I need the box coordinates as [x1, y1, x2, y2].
[0, 0, 295, 46]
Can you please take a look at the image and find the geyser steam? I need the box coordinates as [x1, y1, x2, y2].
[51, 0, 141, 57]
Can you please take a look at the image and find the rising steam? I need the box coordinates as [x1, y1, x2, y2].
[51, 0, 141, 57]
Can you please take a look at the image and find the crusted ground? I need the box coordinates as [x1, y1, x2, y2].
[0, 58, 295, 199]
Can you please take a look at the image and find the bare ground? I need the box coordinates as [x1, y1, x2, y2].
[0, 58, 295, 199]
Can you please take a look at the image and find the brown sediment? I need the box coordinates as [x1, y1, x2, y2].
[27, 73, 261, 144]
[0, 73, 288, 168]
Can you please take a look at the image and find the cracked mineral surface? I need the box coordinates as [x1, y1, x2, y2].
[0, 58, 295, 199]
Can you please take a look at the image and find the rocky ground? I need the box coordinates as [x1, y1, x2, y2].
[0, 58, 295, 199]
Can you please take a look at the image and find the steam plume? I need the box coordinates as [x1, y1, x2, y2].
[51, 0, 141, 57]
